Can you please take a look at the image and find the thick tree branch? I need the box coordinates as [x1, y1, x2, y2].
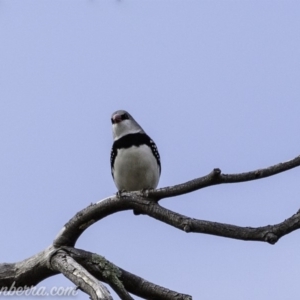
[62, 247, 192, 300]
[1, 154, 300, 299]
[0, 246, 58, 288]
[0, 245, 191, 300]
[53, 196, 129, 247]
[50, 250, 112, 300]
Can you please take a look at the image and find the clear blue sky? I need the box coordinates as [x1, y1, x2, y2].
[1, 1, 300, 299]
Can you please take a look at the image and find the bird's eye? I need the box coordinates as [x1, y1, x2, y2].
[111, 118, 114, 124]
[122, 113, 129, 120]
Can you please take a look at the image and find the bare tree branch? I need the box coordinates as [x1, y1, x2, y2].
[1, 154, 300, 299]
[0, 244, 190, 299]
[50, 250, 112, 300]
[131, 201, 300, 244]
[53, 196, 129, 247]
[85, 252, 134, 300]
[0, 246, 58, 288]
[62, 247, 192, 300]
[54, 193, 300, 248]
[147, 154, 300, 199]
[53, 154, 300, 247]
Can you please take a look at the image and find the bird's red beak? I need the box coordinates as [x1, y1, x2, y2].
[112, 114, 122, 124]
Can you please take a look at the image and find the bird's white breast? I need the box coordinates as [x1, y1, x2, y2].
[113, 145, 160, 191]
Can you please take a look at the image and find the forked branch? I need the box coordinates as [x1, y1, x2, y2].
[1, 154, 300, 299]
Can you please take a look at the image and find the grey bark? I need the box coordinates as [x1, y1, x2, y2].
[1, 154, 300, 299]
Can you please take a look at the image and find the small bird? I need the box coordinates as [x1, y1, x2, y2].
[110, 110, 161, 191]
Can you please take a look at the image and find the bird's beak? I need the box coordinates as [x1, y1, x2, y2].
[112, 114, 122, 124]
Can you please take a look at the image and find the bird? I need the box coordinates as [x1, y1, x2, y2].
[110, 110, 161, 192]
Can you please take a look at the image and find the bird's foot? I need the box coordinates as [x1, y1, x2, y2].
[116, 189, 127, 198]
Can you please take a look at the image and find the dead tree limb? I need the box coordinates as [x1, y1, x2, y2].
[1, 154, 300, 299]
